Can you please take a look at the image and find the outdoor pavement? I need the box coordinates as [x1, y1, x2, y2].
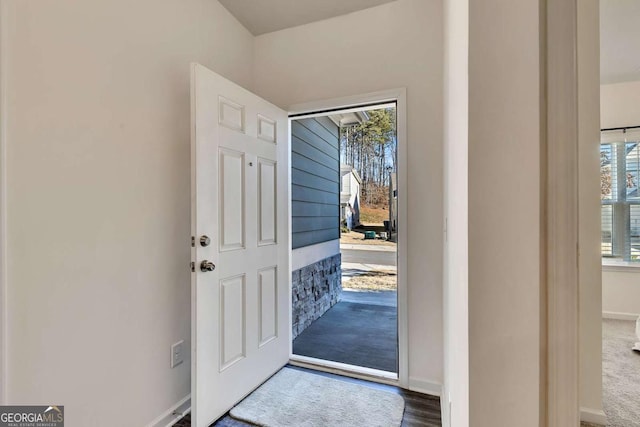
[339, 243, 396, 251]
[340, 289, 397, 307]
[341, 248, 396, 266]
[341, 261, 396, 278]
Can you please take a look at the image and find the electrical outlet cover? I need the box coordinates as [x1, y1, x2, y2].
[171, 340, 184, 368]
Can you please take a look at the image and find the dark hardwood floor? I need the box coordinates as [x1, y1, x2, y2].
[175, 366, 441, 427]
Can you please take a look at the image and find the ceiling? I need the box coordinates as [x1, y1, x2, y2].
[218, 0, 397, 36]
[601, 0, 640, 84]
[217, 0, 636, 84]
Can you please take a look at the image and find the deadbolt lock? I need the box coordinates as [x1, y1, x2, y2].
[200, 235, 211, 247]
[200, 260, 216, 272]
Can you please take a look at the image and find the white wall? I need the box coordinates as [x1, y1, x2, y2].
[292, 240, 340, 272]
[253, 0, 444, 391]
[2, 0, 254, 425]
[578, 0, 605, 421]
[468, 1, 542, 425]
[601, 80, 640, 318]
[602, 268, 640, 316]
[443, 0, 469, 425]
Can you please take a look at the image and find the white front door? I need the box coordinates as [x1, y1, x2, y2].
[190, 63, 290, 427]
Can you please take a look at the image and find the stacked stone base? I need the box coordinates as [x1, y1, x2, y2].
[291, 253, 342, 339]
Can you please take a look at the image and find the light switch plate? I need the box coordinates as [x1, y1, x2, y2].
[171, 340, 184, 368]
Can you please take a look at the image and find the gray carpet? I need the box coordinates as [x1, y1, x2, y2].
[603, 319, 640, 426]
[229, 367, 405, 427]
[292, 301, 397, 372]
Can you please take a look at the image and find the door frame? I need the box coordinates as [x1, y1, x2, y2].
[0, 0, 8, 405]
[286, 88, 409, 389]
[545, 0, 586, 424]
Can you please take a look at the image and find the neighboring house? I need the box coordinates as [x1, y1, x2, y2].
[340, 164, 361, 228]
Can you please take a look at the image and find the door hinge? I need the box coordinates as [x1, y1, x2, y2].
[190, 261, 195, 272]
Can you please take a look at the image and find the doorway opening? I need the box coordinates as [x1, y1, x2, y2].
[598, 1, 640, 425]
[287, 99, 404, 383]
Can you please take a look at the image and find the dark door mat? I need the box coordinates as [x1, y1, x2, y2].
[293, 301, 398, 372]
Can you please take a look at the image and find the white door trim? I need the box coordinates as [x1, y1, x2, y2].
[288, 88, 409, 389]
[545, 0, 580, 424]
[0, 0, 8, 405]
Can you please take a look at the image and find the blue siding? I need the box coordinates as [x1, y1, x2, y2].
[292, 116, 340, 249]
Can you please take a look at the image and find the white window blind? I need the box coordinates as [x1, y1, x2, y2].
[601, 128, 640, 262]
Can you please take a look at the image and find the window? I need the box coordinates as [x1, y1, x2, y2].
[601, 129, 640, 262]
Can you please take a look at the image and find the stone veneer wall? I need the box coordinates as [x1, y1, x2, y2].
[291, 253, 342, 339]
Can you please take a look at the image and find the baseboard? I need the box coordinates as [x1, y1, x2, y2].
[146, 395, 191, 427]
[408, 377, 442, 397]
[580, 407, 607, 425]
[602, 311, 639, 321]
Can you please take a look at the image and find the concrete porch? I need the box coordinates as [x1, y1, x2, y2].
[292, 289, 398, 373]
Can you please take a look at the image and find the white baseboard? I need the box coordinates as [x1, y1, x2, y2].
[408, 377, 442, 397]
[602, 311, 639, 321]
[146, 395, 191, 427]
[580, 406, 607, 425]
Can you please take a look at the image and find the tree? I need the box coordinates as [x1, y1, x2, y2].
[601, 150, 611, 199]
[340, 108, 396, 206]
[601, 145, 637, 200]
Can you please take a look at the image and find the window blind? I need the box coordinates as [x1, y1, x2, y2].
[601, 128, 640, 261]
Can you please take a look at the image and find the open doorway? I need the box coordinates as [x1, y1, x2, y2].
[287, 96, 406, 383]
[598, 1, 640, 425]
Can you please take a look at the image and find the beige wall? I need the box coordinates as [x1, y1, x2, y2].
[601, 80, 640, 128]
[2, 0, 253, 425]
[468, 1, 542, 425]
[601, 80, 640, 318]
[1, 0, 603, 425]
[253, 0, 445, 390]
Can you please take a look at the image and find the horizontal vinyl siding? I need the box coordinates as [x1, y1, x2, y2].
[292, 116, 340, 249]
[292, 168, 336, 192]
[292, 185, 339, 205]
[293, 229, 340, 249]
[291, 153, 336, 182]
[292, 201, 338, 217]
[292, 216, 339, 232]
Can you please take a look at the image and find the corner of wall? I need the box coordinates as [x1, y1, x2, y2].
[577, 0, 603, 416]
[408, 376, 442, 398]
[146, 395, 191, 427]
[0, 0, 8, 405]
[580, 407, 607, 426]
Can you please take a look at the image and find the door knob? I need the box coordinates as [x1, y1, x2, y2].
[200, 235, 211, 247]
[200, 260, 216, 272]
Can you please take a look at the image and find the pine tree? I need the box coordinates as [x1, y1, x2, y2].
[340, 108, 396, 207]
